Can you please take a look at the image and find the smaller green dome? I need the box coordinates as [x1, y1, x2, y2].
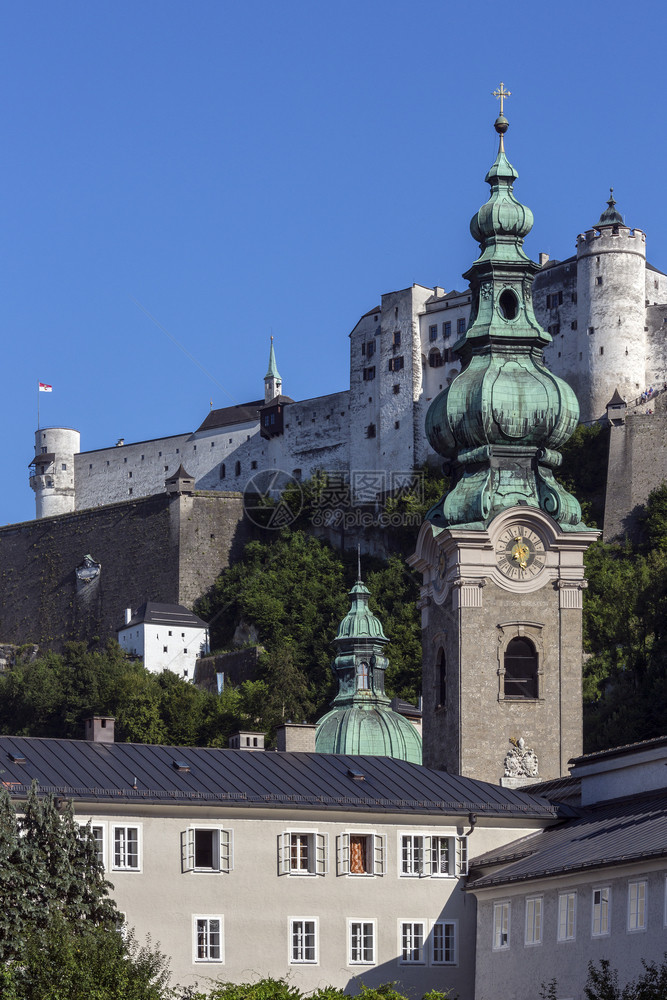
[315, 705, 422, 764]
[335, 582, 388, 641]
[594, 188, 624, 229]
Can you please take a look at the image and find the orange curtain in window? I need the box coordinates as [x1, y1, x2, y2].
[350, 836, 367, 874]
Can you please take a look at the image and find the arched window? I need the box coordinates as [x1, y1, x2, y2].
[219, 463, 226, 480]
[436, 648, 446, 709]
[504, 637, 538, 699]
[356, 661, 370, 690]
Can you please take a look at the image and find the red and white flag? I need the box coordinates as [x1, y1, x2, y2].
[38, 382, 53, 392]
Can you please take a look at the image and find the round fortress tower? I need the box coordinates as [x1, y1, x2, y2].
[30, 426, 80, 518]
[576, 191, 646, 421]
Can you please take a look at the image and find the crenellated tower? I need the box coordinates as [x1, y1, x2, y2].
[410, 90, 598, 784]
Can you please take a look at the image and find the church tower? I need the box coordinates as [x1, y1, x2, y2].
[264, 336, 283, 403]
[409, 90, 598, 785]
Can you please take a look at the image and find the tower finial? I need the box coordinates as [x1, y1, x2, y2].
[492, 81, 511, 151]
[357, 543, 362, 582]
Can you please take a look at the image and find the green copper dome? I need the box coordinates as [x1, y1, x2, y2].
[425, 101, 585, 531]
[594, 188, 624, 229]
[315, 578, 422, 764]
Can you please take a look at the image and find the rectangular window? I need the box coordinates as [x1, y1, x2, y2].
[392, 330, 401, 347]
[362, 366, 376, 381]
[400, 834, 424, 876]
[349, 920, 375, 964]
[194, 916, 222, 962]
[571, 320, 578, 330]
[393, 383, 400, 394]
[290, 919, 317, 963]
[588, 326, 595, 335]
[361, 342, 365, 355]
[388, 356, 404, 372]
[558, 892, 576, 941]
[592, 888, 610, 937]
[628, 881, 647, 932]
[337, 833, 385, 876]
[443, 321, 451, 337]
[366, 341, 375, 358]
[279, 832, 328, 875]
[457, 318, 466, 334]
[112, 825, 140, 871]
[181, 828, 234, 873]
[91, 824, 105, 865]
[596, 276, 603, 285]
[399, 921, 425, 964]
[493, 901, 510, 950]
[429, 324, 438, 341]
[432, 921, 457, 965]
[525, 896, 543, 945]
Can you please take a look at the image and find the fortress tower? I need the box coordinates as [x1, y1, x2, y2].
[410, 93, 598, 784]
[576, 192, 647, 421]
[29, 426, 80, 518]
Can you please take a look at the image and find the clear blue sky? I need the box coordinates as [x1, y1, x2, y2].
[2, 0, 666, 525]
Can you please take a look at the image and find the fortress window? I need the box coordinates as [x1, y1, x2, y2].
[393, 384, 400, 395]
[361, 342, 365, 355]
[558, 352, 561, 358]
[548, 324, 560, 336]
[503, 637, 538, 699]
[429, 325, 438, 341]
[106, 461, 110, 466]
[194, 445, 197, 451]
[163, 646, 168, 653]
[588, 327, 595, 335]
[128, 471, 132, 478]
[293, 469, 302, 481]
[596, 255, 600, 263]
[41, 446, 47, 453]
[444, 348, 454, 363]
[572, 292, 577, 303]
[443, 321, 451, 337]
[89, 464, 92, 470]
[429, 349, 443, 368]
[235, 461, 241, 476]
[579, 352, 583, 360]
[571, 320, 577, 330]
[366, 423, 376, 439]
[596, 276, 603, 285]
[124, 457, 127, 463]
[388, 356, 404, 372]
[366, 341, 375, 358]
[176, 448, 179, 454]
[220, 464, 226, 479]
[395, 306, 398, 318]
[164, 466, 168, 472]
[363, 366, 375, 381]
[392, 330, 401, 348]
[395, 421, 400, 430]
[251, 461, 257, 470]
[457, 318, 466, 335]
[211, 441, 215, 447]
[61, 463, 67, 471]
[599, 346, 604, 355]
[128, 488, 133, 495]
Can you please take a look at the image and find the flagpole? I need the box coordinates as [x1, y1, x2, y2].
[37, 383, 40, 431]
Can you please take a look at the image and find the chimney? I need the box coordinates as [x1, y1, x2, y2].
[84, 716, 115, 743]
[276, 723, 317, 753]
[228, 731, 265, 751]
[539, 252, 550, 266]
[125, 608, 132, 625]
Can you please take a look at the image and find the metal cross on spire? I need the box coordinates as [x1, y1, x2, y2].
[493, 81, 511, 116]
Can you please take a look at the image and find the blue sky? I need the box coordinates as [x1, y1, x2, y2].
[2, 0, 666, 525]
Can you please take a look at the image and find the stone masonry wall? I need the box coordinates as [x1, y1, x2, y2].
[603, 408, 667, 542]
[0, 491, 249, 651]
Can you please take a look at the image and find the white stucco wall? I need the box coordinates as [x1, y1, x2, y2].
[118, 621, 209, 680]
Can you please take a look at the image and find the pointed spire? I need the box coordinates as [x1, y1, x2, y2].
[357, 543, 362, 583]
[595, 187, 624, 229]
[265, 336, 281, 380]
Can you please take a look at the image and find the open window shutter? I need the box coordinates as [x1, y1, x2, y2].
[337, 833, 350, 875]
[181, 829, 194, 872]
[448, 837, 456, 876]
[456, 836, 468, 875]
[220, 829, 234, 872]
[421, 835, 432, 877]
[278, 832, 290, 875]
[373, 834, 386, 876]
[316, 833, 328, 875]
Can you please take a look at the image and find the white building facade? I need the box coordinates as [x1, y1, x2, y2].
[117, 602, 210, 680]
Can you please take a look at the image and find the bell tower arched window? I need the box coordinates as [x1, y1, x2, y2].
[503, 637, 538, 699]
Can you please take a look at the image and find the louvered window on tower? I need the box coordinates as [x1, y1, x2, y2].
[504, 637, 538, 698]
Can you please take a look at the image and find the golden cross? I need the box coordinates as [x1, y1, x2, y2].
[493, 82, 511, 115]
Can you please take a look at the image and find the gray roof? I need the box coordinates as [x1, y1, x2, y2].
[119, 601, 208, 632]
[570, 733, 667, 766]
[0, 736, 558, 817]
[466, 791, 667, 889]
[196, 401, 264, 432]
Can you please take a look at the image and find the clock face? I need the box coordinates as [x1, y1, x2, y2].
[496, 525, 546, 580]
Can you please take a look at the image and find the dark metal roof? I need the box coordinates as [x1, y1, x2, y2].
[165, 464, 194, 483]
[196, 401, 264, 433]
[466, 791, 667, 889]
[0, 736, 558, 817]
[570, 733, 667, 766]
[28, 453, 55, 467]
[119, 602, 208, 632]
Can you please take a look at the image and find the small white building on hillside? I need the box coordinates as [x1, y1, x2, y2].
[118, 602, 209, 680]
